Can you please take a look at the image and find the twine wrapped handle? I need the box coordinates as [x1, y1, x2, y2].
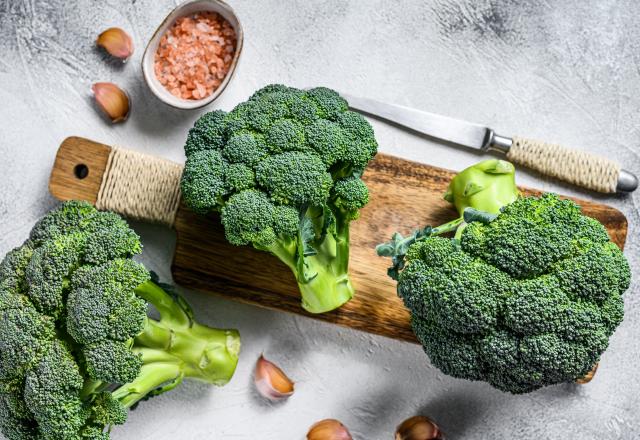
[506, 137, 620, 193]
[95, 147, 184, 227]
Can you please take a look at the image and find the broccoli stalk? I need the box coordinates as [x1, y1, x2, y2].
[299, 225, 352, 313]
[377, 159, 518, 279]
[377, 160, 630, 394]
[0, 201, 240, 439]
[442, 158, 519, 217]
[108, 280, 240, 409]
[181, 85, 377, 313]
[261, 215, 353, 312]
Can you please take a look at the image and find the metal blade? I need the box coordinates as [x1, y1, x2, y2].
[340, 93, 492, 151]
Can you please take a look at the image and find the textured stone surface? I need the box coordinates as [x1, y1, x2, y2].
[1, 0, 639, 438]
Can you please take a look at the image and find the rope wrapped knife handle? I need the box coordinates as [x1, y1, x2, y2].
[505, 137, 620, 193]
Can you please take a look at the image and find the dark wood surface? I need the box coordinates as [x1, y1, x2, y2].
[50, 137, 629, 343]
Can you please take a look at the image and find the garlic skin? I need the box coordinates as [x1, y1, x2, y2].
[254, 355, 294, 401]
[395, 416, 443, 440]
[97, 27, 134, 61]
[307, 419, 353, 440]
[92, 83, 130, 123]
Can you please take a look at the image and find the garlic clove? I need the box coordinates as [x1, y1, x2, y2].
[254, 354, 294, 401]
[307, 419, 353, 440]
[395, 416, 443, 440]
[92, 82, 130, 123]
[97, 27, 134, 61]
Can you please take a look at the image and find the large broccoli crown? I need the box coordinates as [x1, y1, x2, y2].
[181, 85, 378, 314]
[0, 201, 146, 438]
[0, 202, 241, 439]
[399, 194, 629, 393]
[181, 84, 377, 239]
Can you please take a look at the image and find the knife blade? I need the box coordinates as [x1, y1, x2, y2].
[340, 93, 506, 152]
[339, 93, 637, 194]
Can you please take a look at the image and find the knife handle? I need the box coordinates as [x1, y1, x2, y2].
[506, 136, 628, 193]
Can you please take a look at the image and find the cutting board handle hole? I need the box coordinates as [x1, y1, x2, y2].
[74, 164, 89, 180]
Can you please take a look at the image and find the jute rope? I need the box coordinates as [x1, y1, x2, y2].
[95, 147, 183, 227]
[507, 137, 619, 193]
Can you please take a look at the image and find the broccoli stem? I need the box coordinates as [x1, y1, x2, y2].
[111, 362, 183, 409]
[126, 281, 240, 394]
[454, 223, 466, 241]
[80, 379, 107, 399]
[297, 221, 353, 313]
[297, 259, 354, 313]
[265, 240, 297, 271]
[134, 280, 191, 327]
[432, 217, 464, 235]
[264, 223, 354, 313]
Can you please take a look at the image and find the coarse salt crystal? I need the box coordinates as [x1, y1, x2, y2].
[154, 11, 236, 101]
[196, 22, 211, 32]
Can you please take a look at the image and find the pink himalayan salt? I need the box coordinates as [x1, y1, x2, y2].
[154, 11, 236, 100]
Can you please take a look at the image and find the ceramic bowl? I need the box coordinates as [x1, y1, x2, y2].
[141, 0, 243, 110]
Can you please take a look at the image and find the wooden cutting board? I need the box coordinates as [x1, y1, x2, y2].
[49, 137, 628, 344]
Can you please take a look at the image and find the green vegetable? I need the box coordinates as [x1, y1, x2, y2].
[181, 84, 378, 313]
[377, 160, 630, 394]
[0, 201, 240, 439]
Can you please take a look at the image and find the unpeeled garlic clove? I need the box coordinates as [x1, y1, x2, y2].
[254, 354, 294, 401]
[395, 416, 443, 440]
[92, 82, 130, 123]
[307, 419, 353, 440]
[97, 27, 134, 61]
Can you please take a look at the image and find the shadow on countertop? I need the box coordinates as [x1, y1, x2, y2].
[129, 79, 199, 140]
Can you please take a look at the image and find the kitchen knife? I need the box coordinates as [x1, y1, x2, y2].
[340, 93, 638, 194]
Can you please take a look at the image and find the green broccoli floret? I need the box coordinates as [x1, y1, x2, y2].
[0, 300, 55, 381]
[265, 119, 306, 153]
[255, 152, 332, 206]
[185, 110, 227, 155]
[23, 340, 88, 439]
[223, 133, 268, 167]
[181, 84, 378, 313]
[332, 177, 370, 220]
[377, 160, 630, 394]
[0, 201, 240, 439]
[221, 190, 278, 247]
[305, 119, 347, 166]
[306, 87, 348, 120]
[225, 163, 255, 192]
[0, 382, 40, 440]
[181, 150, 228, 214]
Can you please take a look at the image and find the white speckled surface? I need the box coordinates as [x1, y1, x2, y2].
[1, 0, 639, 438]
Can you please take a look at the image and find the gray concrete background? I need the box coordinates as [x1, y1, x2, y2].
[1, 0, 639, 438]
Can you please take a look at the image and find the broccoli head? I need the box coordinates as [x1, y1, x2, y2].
[377, 160, 630, 393]
[0, 201, 240, 439]
[181, 84, 378, 313]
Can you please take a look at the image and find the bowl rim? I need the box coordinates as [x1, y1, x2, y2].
[141, 0, 244, 110]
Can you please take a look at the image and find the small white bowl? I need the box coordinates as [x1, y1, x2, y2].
[142, 0, 244, 110]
